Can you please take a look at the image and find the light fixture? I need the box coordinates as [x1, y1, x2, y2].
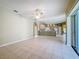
[13, 10, 18, 13]
[34, 9, 43, 19]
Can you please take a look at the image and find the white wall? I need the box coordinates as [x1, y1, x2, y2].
[0, 7, 33, 45]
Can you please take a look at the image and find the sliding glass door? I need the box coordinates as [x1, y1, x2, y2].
[77, 10, 79, 53]
[71, 10, 79, 55]
[71, 15, 76, 48]
[74, 13, 78, 51]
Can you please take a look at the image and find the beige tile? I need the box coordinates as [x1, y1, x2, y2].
[0, 36, 78, 59]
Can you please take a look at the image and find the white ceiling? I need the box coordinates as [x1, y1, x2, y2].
[0, 0, 69, 24]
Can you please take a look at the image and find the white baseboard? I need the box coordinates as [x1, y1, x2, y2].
[0, 35, 34, 48]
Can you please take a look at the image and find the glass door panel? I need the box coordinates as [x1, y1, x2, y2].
[77, 10, 79, 53]
[74, 13, 78, 50]
[71, 10, 79, 55]
[74, 10, 79, 55]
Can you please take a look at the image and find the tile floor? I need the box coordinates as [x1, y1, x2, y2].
[0, 36, 79, 59]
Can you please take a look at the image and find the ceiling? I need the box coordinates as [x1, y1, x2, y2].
[0, 0, 69, 24]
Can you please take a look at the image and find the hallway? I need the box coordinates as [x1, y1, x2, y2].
[0, 36, 78, 59]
